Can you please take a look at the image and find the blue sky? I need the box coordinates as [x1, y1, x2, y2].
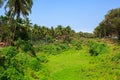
[0, 0, 120, 32]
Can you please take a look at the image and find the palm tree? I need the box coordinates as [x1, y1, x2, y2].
[32, 25, 41, 41]
[55, 25, 64, 36]
[5, 0, 33, 19]
[0, 0, 4, 8]
[50, 26, 55, 38]
[64, 26, 71, 35]
[0, 15, 12, 45]
[4, 0, 33, 45]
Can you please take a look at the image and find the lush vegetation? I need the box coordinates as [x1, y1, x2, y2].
[47, 40, 120, 80]
[0, 0, 120, 80]
[94, 8, 120, 40]
[1, 38, 120, 80]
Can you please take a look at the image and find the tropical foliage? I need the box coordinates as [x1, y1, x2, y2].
[94, 8, 120, 39]
[1, 0, 120, 80]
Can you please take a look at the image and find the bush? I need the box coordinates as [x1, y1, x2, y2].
[88, 41, 108, 56]
[1, 67, 24, 80]
[0, 47, 24, 80]
[0, 66, 5, 79]
[29, 58, 41, 71]
[59, 43, 69, 50]
[0, 54, 6, 67]
[1, 46, 18, 58]
[112, 53, 120, 62]
[0, 45, 48, 80]
[74, 42, 82, 50]
[37, 54, 48, 63]
[43, 44, 61, 55]
[63, 36, 72, 43]
[37, 43, 69, 55]
[15, 39, 36, 57]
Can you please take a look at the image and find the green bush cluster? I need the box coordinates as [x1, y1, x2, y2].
[15, 39, 36, 57]
[74, 42, 82, 50]
[36, 43, 69, 55]
[88, 40, 108, 56]
[0, 47, 23, 80]
[0, 46, 49, 80]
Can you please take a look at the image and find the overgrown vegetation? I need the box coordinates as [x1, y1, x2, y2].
[88, 40, 108, 56]
[47, 40, 120, 80]
[0, 46, 49, 80]
[94, 8, 120, 40]
[0, 0, 120, 80]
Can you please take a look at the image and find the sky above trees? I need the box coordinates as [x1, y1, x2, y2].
[0, 0, 120, 32]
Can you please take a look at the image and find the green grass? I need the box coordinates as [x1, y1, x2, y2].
[46, 44, 120, 80]
[47, 46, 91, 80]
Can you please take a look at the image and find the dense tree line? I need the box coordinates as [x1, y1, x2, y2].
[0, 15, 76, 45]
[94, 8, 120, 40]
[0, 0, 95, 46]
[0, 14, 95, 45]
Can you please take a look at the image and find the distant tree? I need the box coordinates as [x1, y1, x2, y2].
[32, 24, 40, 41]
[55, 25, 64, 36]
[64, 26, 71, 35]
[50, 26, 55, 38]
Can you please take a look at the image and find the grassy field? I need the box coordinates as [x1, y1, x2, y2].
[46, 42, 120, 80]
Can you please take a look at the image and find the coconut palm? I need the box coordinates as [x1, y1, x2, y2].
[5, 0, 33, 19]
[55, 25, 64, 36]
[3, 0, 33, 45]
[0, 0, 4, 8]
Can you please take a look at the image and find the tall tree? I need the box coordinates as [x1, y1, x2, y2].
[5, 0, 33, 19]
[2, 0, 33, 45]
[94, 8, 120, 39]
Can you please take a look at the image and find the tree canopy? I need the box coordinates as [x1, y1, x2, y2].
[94, 8, 120, 39]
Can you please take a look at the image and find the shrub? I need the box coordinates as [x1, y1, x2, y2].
[59, 43, 69, 51]
[37, 54, 48, 63]
[43, 44, 61, 55]
[88, 41, 108, 56]
[75, 42, 82, 50]
[29, 58, 41, 71]
[38, 43, 69, 55]
[63, 36, 72, 43]
[0, 44, 48, 80]
[0, 54, 6, 67]
[15, 39, 36, 57]
[1, 67, 24, 80]
[0, 66, 5, 79]
[112, 53, 120, 62]
[1, 46, 18, 59]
